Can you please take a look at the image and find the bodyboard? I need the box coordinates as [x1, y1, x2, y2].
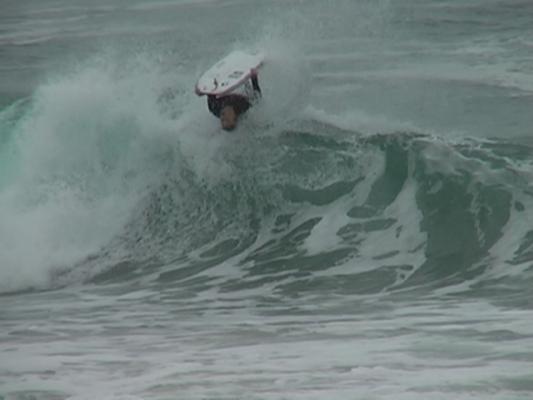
[195, 50, 264, 97]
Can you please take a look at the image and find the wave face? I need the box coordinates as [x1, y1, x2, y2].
[1, 52, 532, 297]
[81, 126, 533, 299]
[3, 79, 533, 300]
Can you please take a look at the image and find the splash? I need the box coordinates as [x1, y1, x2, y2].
[0, 53, 181, 292]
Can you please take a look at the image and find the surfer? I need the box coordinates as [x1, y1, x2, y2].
[206, 73, 262, 131]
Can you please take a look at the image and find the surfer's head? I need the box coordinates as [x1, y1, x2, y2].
[220, 105, 238, 131]
[219, 95, 251, 131]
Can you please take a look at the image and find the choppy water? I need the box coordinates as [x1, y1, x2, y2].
[1, 1, 533, 399]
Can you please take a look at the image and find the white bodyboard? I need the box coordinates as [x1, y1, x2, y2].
[195, 50, 264, 97]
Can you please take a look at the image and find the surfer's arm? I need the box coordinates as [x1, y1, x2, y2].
[251, 72, 261, 96]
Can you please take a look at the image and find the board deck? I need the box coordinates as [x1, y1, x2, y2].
[195, 50, 264, 97]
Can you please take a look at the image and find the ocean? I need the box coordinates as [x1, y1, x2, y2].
[1, 0, 533, 399]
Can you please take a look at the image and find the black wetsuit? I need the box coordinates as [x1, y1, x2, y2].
[207, 75, 262, 118]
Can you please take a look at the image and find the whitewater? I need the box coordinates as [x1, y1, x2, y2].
[1, 0, 533, 399]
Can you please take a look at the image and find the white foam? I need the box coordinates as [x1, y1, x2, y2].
[303, 105, 428, 137]
[5, 292, 531, 400]
[0, 55, 181, 293]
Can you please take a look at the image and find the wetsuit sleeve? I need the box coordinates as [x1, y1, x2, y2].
[207, 95, 222, 117]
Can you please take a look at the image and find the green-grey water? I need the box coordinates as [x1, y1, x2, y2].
[1, 1, 533, 399]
